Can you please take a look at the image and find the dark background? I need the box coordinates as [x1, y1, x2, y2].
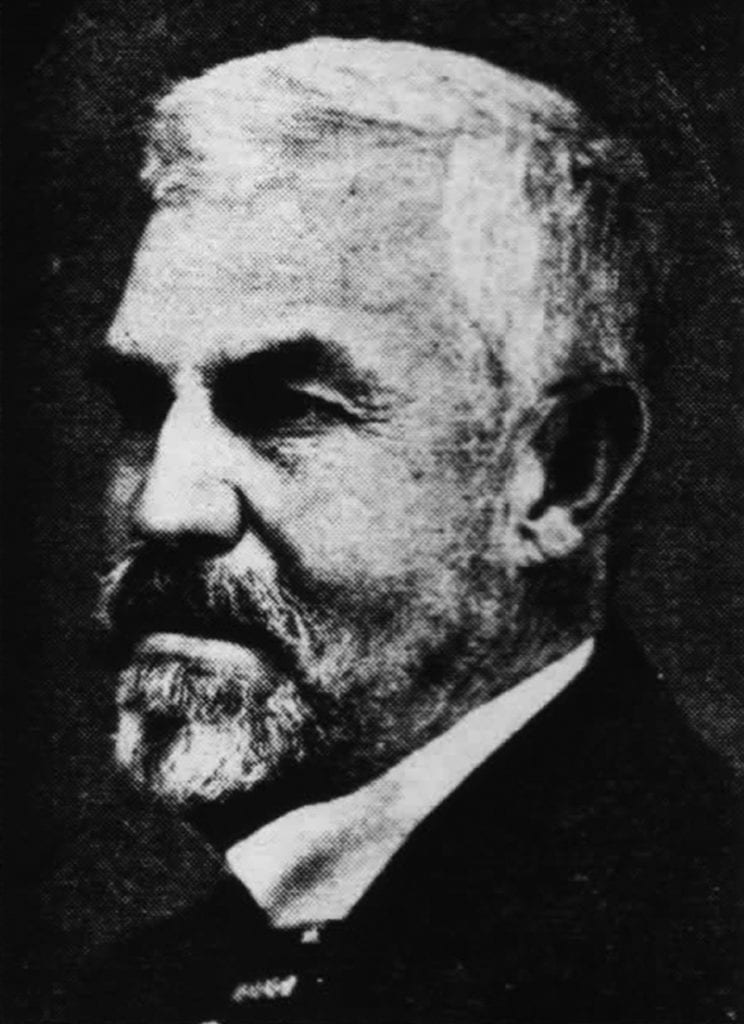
[3, 1, 743, 1020]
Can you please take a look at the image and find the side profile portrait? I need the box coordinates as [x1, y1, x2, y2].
[49, 22, 740, 1024]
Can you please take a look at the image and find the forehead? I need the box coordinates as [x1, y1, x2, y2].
[111, 145, 459, 365]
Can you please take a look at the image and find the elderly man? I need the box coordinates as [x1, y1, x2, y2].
[75, 36, 737, 1024]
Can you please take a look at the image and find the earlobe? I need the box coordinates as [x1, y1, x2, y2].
[508, 376, 649, 567]
[517, 507, 584, 565]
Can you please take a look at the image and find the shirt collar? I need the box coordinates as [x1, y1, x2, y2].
[227, 639, 594, 929]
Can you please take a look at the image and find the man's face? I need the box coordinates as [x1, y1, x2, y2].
[98, 146, 533, 809]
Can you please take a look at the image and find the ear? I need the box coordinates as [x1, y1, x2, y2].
[506, 376, 649, 567]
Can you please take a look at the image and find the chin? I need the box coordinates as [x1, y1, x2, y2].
[113, 659, 318, 808]
[115, 709, 281, 807]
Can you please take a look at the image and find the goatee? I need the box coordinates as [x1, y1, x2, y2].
[97, 547, 353, 809]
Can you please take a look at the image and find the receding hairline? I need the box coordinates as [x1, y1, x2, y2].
[160, 35, 587, 128]
[140, 36, 638, 204]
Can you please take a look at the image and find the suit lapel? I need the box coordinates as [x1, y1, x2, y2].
[308, 627, 672, 1019]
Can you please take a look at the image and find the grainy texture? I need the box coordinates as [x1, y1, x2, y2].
[4, 2, 742, 1021]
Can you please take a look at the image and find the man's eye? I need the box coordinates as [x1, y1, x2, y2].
[95, 376, 173, 435]
[214, 384, 350, 437]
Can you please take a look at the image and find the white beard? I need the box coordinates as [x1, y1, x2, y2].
[116, 710, 271, 805]
[110, 554, 521, 808]
[114, 654, 318, 807]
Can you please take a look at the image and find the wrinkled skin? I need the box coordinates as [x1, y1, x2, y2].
[98, 147, 542, 811]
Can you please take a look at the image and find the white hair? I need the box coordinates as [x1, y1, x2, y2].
[141, 37, 657, 397]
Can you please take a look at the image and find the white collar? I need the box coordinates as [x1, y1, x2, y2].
[227, 639, 594, 929]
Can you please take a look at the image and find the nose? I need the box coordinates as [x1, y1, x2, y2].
[132, 387, 243, 552]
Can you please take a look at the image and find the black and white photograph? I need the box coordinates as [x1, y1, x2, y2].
[4, 2, 743, 1021]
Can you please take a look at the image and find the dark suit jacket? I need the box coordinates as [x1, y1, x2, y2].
[72, 629, 740, 1023]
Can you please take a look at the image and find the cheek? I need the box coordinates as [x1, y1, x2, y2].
[280, 434, 476, 587]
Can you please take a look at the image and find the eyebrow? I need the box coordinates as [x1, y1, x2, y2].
[88, 333, 390, 407]
[206, 334, 385, 402]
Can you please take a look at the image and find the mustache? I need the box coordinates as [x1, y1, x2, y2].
[96, 547, 315, 678]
